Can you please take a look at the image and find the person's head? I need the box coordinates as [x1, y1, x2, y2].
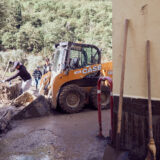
[37, 66, 40, 70]
[9, 61, 13, 65]
[10, 61, 20, 72]
[13, 61, 21, 70]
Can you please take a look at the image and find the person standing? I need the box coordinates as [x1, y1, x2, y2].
[43, 58, 51, 75]
[4, 61, 32, 94]
[32, 66, 42, 90]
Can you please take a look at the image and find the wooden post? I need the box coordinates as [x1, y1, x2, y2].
[145, 40, 156, 160]
[116, 19, 129, 149]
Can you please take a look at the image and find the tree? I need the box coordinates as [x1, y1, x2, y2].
[7, 0, 22, 30]
[0, 0, 7, 29]
[16, 23, 44, 53]
[1, 32, 17, 49]
[0, 0, 8, 50]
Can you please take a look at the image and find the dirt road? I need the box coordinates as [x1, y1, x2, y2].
[0, 109, 111, 160]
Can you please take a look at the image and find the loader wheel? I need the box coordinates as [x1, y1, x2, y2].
[90, 86, 110, 109]
[59, 84, 85, 113]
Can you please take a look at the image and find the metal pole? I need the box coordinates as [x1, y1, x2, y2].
[97, 77, 113, 139]
[97, 78, 103, 137]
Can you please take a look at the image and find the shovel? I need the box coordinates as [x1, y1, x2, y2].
[103, 19, 129, 160]
[145, 40, 156, 160]
[2, 61, 11, 80]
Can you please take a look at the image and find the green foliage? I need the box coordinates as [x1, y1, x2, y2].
[3, 0, 22, 34]
[16, 23, 44, 53]
[1, 32, 17, 49]
[0, 0, 8, 50]
[0, 0, 7, 29]
[1, 0, 112, 61]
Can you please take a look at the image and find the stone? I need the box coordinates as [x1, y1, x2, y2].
[13, 92, 36, 107]
[13, 95, 51, 120]
[0, 95, 51, 132]
[0, 106, 16, 132]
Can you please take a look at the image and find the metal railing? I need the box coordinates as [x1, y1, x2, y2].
[97, 76, 113, 141]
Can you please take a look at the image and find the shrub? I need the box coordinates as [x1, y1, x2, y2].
[16, 23, 44, 53]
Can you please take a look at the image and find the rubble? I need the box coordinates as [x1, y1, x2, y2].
[0, 82, 51, 132]
[0, 106, 17, 132]
[0, 82, 21, 101]
[0, 95, 51, 132]
[13, 91, 36, 107]
[13, 95, 51, 120]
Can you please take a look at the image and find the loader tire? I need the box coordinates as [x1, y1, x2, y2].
[59, 84, 85, 113]
[90, 86, 110, 109]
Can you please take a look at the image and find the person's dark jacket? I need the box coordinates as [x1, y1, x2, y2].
[43, 64, 51, 75]
[5, 65, 31, 82]
[32, 69, 42, 79]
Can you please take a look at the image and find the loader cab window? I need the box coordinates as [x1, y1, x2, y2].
[83, 47, 100, 65]
[53, 48, 66, 72]
[69, 49, 86, 69]
[53, 50, 60, 72]
[69, 45, 100, 70]
[51, 53, 55, 71]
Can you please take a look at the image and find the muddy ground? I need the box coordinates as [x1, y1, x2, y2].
[0, 108, 111, 160]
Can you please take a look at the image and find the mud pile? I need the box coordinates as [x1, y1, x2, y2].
[0, 82, 51, 133]
[13, 92, 36, 107]
[0, 82, 21, 104]
[0, 95, 51, 133]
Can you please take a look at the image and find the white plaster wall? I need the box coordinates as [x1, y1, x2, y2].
[112, 0, 160, 100]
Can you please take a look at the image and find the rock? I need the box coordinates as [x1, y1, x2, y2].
[13, 95, 51, 120]
[0, 106, 16, 132]
[13, 92, 36, 107]
[0, 95, 51, 132]
[0, 92, 51, 133]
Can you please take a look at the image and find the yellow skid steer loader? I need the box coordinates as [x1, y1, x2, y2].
[40, 42, 112, 113]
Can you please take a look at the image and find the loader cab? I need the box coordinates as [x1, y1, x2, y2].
[53, 42, 101, 74]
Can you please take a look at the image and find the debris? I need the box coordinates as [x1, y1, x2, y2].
[13, 91, 36, 107]
[0, 82, 21, 102]
[13, 95, 51, 120]
[0, 95, 51, 132]
[0, 106, 16, 132]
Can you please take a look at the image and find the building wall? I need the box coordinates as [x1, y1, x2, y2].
[112, 0, 160, 100]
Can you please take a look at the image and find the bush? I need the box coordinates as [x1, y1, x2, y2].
[0, 0, 8, 29]
[1, 32, 17, 49]
[16, 23, 44, 53]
